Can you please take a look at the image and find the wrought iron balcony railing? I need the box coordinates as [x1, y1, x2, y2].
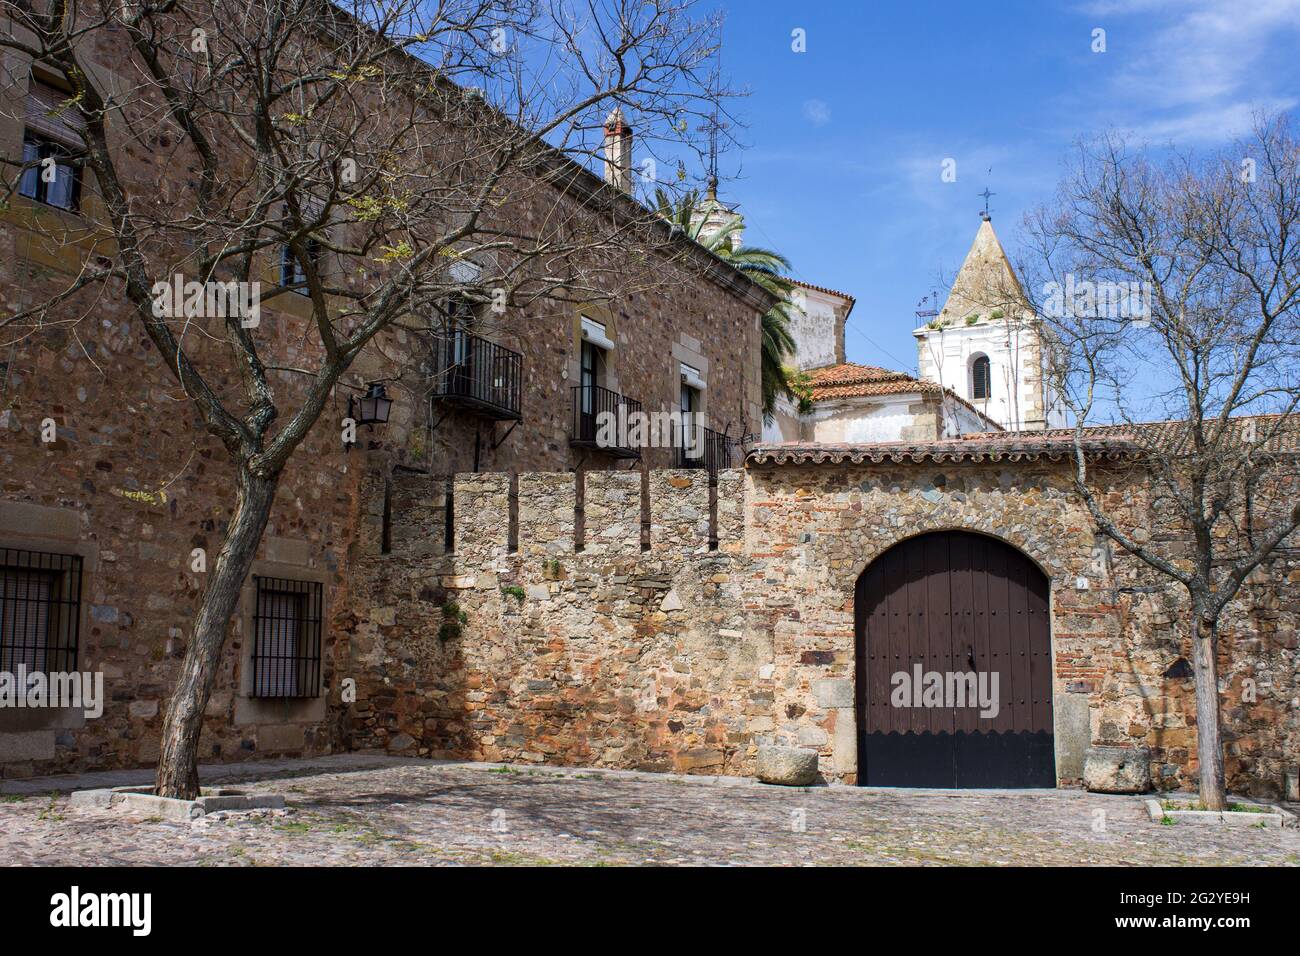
[429, 329, 523, 421]
[570, 384, 643, 459]
[674, 423, 739, 472]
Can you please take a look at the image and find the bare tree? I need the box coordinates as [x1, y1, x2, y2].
[1021, 116, 1300, 808]
[0, 0, 729, 797]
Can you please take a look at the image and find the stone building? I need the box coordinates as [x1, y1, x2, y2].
[0, 12, 1294, 799]
[782, 363, 998, 444]
[762, 279, 856, 443]
[0, 13, 774, 774]
[768, 215, 1068, 445]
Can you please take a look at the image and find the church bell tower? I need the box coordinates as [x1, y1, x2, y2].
[914, 213, 1067, 432]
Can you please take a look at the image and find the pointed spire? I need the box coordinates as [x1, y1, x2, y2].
[936, 217, 1030, 325]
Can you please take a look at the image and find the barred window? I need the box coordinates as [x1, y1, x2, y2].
[251, 577, 322, 698]
[0, 549, 82, 674]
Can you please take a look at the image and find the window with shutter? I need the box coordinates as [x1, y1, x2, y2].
[972, 355, 992, 401]
[19, 78, 85, 211]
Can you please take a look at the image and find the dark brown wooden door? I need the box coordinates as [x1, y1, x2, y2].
[855, 531, 1054, 788]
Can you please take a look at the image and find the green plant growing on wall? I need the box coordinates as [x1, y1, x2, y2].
[964, 312, 980, 325]
[988, 308, 1005, 320]
[437, 601, 468, 642]
[500, 584, 526, 601]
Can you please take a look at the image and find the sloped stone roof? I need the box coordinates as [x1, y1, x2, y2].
[934, 218, 1032, 326]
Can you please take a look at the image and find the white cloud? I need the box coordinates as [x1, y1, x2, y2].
[1085, 0, 1300, 143]
[802, 99, 831, 127]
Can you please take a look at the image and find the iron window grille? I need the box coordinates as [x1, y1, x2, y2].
[251, 577, 323, 699]
[570, 384, 643, 459]
[0, 548, 82, 674]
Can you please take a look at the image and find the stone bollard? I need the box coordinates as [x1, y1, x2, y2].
[756, 745, 819, 786]
[1083, 745, 1152, 793]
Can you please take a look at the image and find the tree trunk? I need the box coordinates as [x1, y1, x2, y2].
[156, 470, 279, 799]
[1190, 611, 1226, 810]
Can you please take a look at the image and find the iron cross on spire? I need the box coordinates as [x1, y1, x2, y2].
[979, 188, 995, 221]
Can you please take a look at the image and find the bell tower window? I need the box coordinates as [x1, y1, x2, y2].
[971, 354, 991, 401]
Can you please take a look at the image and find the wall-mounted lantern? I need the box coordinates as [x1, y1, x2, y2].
[352, 382, 393, 427]
[344, 381, 393, 452]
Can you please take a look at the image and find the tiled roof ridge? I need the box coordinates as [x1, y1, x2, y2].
[790, 278, 856, 304]
[747, 436, 1139, 467]
[807, 363, 1004, 432]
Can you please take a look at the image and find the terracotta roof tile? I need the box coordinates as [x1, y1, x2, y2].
[806, 363, 1002, 429]
[974, 415, 1300, 454]
[748, 436, 1136, 466]
[748, 415, 1300, 466]
[791, 278, 857, 309]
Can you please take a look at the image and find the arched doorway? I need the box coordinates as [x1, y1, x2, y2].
[855, 531, 1055, 788]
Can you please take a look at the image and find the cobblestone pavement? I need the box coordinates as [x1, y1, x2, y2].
[3, 756, 1298, 866]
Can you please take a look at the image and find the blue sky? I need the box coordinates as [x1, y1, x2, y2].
[707, 0, 1300, 374]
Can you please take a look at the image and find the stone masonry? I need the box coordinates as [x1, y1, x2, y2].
[341, 453, 1300, 796]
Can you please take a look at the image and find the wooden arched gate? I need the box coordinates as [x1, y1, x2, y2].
[855, 531, 1055, 788]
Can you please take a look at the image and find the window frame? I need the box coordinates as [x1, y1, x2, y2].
[0, 548, 83, 674]
[971, 354, 992, 401]
[250, 576, 323, 699]
[579, 339, 607, 414]
[279, 237, 324, 294]
[17, 132, 82, 212]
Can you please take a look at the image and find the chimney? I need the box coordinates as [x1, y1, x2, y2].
[602, 107, 633, 193]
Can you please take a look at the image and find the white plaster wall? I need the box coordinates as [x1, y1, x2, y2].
[808, 394, 921, 444]
[788, 287, 841, 371]
[762, 395, 803, 443]
[940, 396, 994, 438]
[915, 320, 1064, 431]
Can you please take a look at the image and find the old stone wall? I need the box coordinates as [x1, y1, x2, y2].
[342, 460, 1299, 795]
[0, 19, 765, 777]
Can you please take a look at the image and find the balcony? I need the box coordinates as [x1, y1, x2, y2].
[429, 330, 522, 421]
[674, 423, 740, 472]
[570, 385, 643, 459]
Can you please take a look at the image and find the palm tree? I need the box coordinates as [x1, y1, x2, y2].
[655, 188, 797, 420]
